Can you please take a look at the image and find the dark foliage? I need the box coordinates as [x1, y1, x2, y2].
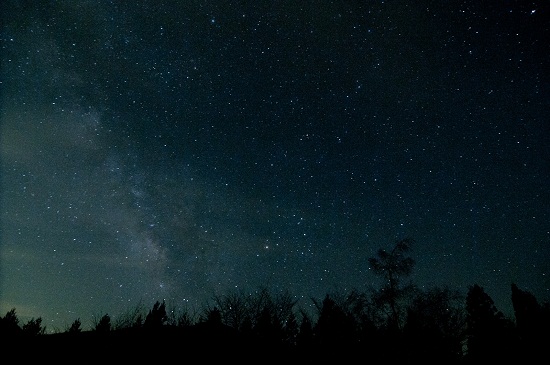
[1, 241, 548, 364]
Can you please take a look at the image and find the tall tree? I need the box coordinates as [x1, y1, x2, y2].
[282, 311, 299, 348]
[313, 294, 357, 354]
[465, 284, 516, 361]
[511, 283, 550, 360]
[368, 237, 416, 330]
[296, 310, 314, 354]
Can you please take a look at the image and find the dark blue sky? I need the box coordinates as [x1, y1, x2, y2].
[1, 0, 548, 331]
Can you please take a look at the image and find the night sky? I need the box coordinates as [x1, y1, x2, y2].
[1, 1, 548, 332]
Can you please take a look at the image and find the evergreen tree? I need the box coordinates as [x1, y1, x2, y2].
[0, 308, 22, 336]
[282, 311, 299, 348]
[94, 313, 111, 333]
[22, 317, 46, 336]
[465, 284, 517, 361]
[314, 294, 357, 353]
[144, 300, 167, 328]
[511, 283, 550, 360]
[67, 318, 82, 334]
[296, 310, 314, 351]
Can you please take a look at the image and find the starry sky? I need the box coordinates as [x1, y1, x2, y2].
[1, 1, 548, 332]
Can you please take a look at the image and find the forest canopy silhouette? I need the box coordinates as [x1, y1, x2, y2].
[1, 238, 548, 363]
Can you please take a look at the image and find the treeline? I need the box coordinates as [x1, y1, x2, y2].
[1, 239, 548, 363]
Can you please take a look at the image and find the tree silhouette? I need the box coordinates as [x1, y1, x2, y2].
[93, 313, 111, 333]
[341, 289, 380, 359]
[296, 310, 314, 353]
[203, 306, 223, 325]
[282, 311, 299, 348]
[144, 300, 167, 328]
[253, 305, 281, 346]
[21, 317, 46, 336]
[404, 286, 466, 362]
[313, 294, 357, 356]
[368, 237, 416, 331]
[0, 308, 22, 336]
[511, 283, 550, 360]
[207, 285, 297, 350]
[465, 284, 517, 361]
[211, 290, 251, 331]
[111, 301, 146, 330]
[3, 242, 550, 362]
[67, 318, 82, 334]
[175, 310, 194, 328]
